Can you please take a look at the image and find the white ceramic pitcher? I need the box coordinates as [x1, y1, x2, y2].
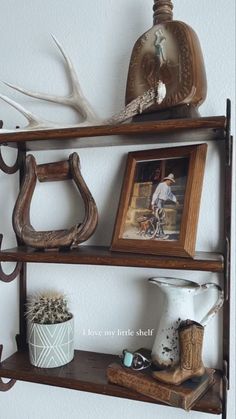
[148, 277, 224, 368]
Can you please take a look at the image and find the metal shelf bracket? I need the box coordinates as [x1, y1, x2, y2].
[0, 345, 16, 391]
[0, 235, 22, 283]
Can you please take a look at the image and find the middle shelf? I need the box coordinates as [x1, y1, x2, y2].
[0, 245, 224, 272]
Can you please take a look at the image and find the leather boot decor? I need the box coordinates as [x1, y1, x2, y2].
[152, 320, 206, 385]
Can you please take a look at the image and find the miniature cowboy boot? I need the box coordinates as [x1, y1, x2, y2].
[152, 320, 206, 385]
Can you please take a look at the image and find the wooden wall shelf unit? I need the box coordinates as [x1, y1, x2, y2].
[0, 100, 232, 419]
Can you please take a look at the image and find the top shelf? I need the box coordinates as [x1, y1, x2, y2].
[0, 116, 226, 151]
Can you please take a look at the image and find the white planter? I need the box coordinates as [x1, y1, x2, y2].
[28, 317, 74, 368]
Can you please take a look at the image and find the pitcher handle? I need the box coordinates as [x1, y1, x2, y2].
[199, 283, 224, 327]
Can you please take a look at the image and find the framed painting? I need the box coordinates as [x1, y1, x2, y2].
[111, 144, 207, 258]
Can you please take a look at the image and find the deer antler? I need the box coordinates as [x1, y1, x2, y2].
[1, 35, 101, 129]
[0, 36, 166, 132]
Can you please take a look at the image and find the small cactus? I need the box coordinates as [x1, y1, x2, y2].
[26, 292, 72, 325]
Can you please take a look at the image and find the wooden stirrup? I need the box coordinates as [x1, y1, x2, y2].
[12, 153, 98, 249]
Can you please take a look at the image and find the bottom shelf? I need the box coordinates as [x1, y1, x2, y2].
[0, 349, 222, 414]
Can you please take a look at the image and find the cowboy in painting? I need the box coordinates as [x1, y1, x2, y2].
[151, 173, 179, 239]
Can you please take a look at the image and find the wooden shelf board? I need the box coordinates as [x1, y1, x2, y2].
[0, 245, 224, 272]
[0, 116, 226, 151]
[0, 350, 222, 414]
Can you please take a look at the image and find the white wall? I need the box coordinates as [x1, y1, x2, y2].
[0, 1, 235, 418]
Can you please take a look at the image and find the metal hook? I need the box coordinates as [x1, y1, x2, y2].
[0, 235, 22, 283]
[0, 345, 16, 391]
[0, 146, 23, 174]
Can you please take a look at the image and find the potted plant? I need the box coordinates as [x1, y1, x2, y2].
[26, 292, 74, 368]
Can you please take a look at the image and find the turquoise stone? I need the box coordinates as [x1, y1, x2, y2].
[123, 351, 133, 367]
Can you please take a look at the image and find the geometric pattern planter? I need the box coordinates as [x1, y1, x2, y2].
[28, 317, 74, 368]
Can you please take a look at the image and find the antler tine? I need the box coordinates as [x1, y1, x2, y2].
[51, 34, 100, 123]
[51, 35, 80, 96]
[0, 93, 55, 129]
[3, 80, 71, 106]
